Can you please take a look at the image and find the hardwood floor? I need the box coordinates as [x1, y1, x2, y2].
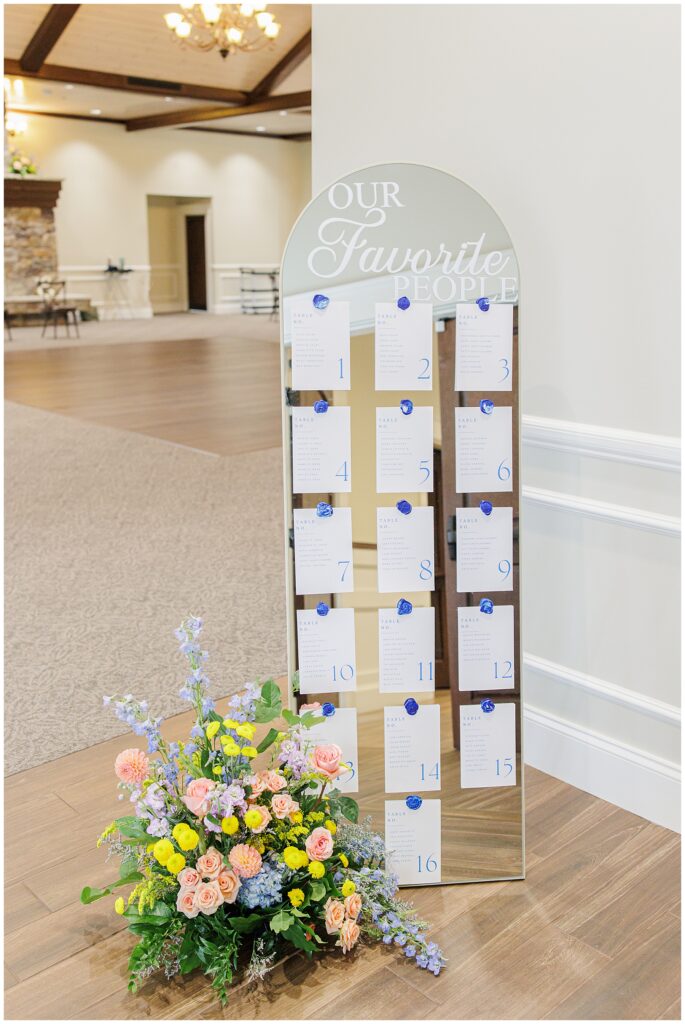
[4, 699, 680, 1020]
[5, 336, 283, 456]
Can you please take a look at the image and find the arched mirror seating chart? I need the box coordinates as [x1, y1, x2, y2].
[280, 164, 523, 885]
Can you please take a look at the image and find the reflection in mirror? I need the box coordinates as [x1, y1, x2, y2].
[280, 164, 522, 885]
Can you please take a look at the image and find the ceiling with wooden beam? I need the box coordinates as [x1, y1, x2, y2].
[4, 3, 311, 138]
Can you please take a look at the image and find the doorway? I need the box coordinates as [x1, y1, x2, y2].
[146, 195, 211, 315]
[185, 215, 207, 311]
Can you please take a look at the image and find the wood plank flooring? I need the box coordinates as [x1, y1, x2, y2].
[4, 699, 680, 1020]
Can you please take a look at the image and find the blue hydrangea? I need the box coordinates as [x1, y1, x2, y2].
[236, 860, 285, 910]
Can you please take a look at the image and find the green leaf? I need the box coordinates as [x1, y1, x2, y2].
[270, 909, 294, 934]
[117, 818, 150, 841]
[228, 913, 263, 934]
[299, 712, 324, 728]
[179, 951, 202, 975]
[281, 709, 298, 727]
[120, 855, 139, 879]
[283, 922, 316, 954]
[80, 885, 109, 904]
[256, 727, 280, 754]
[123, 902, 172, 927]
[309, 881, 326, 902]
[253, 680, 282, 723]
[338, 796, 359, 823]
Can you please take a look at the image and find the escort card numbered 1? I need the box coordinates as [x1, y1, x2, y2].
[281, 162, 523, 886]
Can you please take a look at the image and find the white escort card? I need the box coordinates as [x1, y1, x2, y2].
[291, 300, 351, 391]
[458, 604, 515, 691]
[455, 303, 514, 392]
[375, 302, 433, 390]
[455, 506, 513, 593]
[293, 507, 354, 595]
[308, 707, 358, 793]
[377, 506, 435, 593]
[292, 407, 352, 494]
[455, 406, 513, 494]
[376, 406, 434, 493]
[384, 704, 441, 793]
[460, 702, 517, 788]
[378, 606, 435, 693]
[385, 800, 442, 884]
[297, 608, 357, 695]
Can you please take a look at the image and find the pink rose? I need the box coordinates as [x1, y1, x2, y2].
[245, 774, 269, 802]
[344, 892, 362, 921]
[228, 843, 262, 878]
[196, 846, 223, 880]
[299, 702, 321, 713]
[310, 743, 343, 781]
[324, 897, 345, 934]
[194, 880, 224, 915]
[182, 778, 216, 817]
[177, 867, 201, 890]
[176, 888, 199, 918]
[271, 793, 299, 820]
[305, 826, 334, 862]
[217, 868, 241, 904]
[265, 771, 287, 792]
[337, 918, 360, 953]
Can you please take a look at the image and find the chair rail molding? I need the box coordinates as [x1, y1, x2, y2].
[522, 414, 681, 472]
[522, 485, 681, 536]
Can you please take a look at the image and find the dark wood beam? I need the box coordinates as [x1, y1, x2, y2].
[19, 5, 80, 73]
[249, 30, 311, 100]
[126, 91, 311, 132]
[7, 107, 125, 127]
[4, 59, 249, 105]
[183, 126, 311, 142]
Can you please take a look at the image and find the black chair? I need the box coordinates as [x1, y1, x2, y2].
[37, 278, 80, 338]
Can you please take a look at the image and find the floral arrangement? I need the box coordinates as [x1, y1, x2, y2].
[82, 618, 446, 1002]
[7, 149, 37, 176]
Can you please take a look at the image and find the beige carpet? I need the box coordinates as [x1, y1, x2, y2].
[4, 312, 279, 353]
[5, 401, 286, 774]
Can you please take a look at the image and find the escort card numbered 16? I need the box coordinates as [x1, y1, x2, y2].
[281, 163, 523, 886]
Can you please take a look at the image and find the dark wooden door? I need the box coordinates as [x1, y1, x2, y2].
[185, 215, 207, 311]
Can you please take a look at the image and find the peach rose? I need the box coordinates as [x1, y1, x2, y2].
[271, 793, 299, 820]
[324, 897, 345, 934]
[247, 804, 272, 834]
[305, 826, 334, 862]
[194, 880, 224, 916]
[217, 868, 241, 904]
[182, 777, 216, 817]
[114, 748, 149, 785]
[265, 770, 287, 792]
[337, 918, 360, 953]
[228, 843, 262, 878]
[245, 774, 269, 802]
[310, 743, 343, 781]
[177, 867, 201, 890]
[177, 888, 199, 918]
[344, 892, 362, 921]
[299, 702, 321, 713]
[196, 846, 223, 880]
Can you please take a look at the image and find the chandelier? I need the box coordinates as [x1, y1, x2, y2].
[164, 4, 281, 59]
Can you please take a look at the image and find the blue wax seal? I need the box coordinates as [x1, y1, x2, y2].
[480, 399, 494, 415]
[479, 598, 494, 614]
[480, 500, 493, 516]
[481, 698, 495, 714]
[397, 598, 413, 616]
[313, 293, 330, 310]
[313, 399, 329, 413]
[476, 297, 490, 312]
[316, 501, 333, 518]
[397, 296, 411, 310]
[316, 602, 329, 616]
[400, 398, 414, 416]
[322, 702, 336, 717]
[404, 697, 419, 716]
[396, 499, 412, 516]
[405, 795, 422, 810]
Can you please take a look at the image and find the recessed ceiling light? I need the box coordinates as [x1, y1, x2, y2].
[165, 96, 173, 102]
[279, 110, 288, 117]
[64, 83, 74, 91]
[255, 125, 266, 132]
[90, 108, 102, 115]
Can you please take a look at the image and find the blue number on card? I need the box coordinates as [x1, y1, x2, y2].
[418, 660, 434, 683]
[420, 762, 440, 782]
[418, 358, 431, 381]
[338, 357, 344, 380]
[332, 663, 355, 683]
[494, 660, 513, 679]
[419, 559, 433, 581]
[498, 357, 510, 382]
[338, 560, 350, 583]
[496, 757, 514, 777]
[336, 461, 349, 482]
[497, 559, 511, 581]
[419, 459, 431, 483]
[417, 854, 438, 873]
[497, 459, 511, 481]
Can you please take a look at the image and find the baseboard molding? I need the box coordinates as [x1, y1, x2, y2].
[522, 414, 681, 472]
[522, 485, 681, 537]
[524, 704, 680, 832]
[210, 300, 243, 315]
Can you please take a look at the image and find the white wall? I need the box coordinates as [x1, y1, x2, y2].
[312, 4, 681, 829]
[18, 114, 311, 317]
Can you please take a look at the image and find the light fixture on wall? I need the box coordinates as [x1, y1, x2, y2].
[163, 4, 281, 59]
[5, 111, 28, 137]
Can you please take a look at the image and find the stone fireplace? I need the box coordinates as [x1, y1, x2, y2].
[4, 177, 62, 298]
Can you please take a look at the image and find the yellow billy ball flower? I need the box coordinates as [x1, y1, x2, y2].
[308, 860, 325, 879]
[244, 808, 263, 831]
[241, 746, 258, 759]
[236, 722, 256, 740]
[206, 720, 220, 740]
[223, 718, 239, 729]
[146, 842, 156, 854]
[177, 829, 199, 852]
[339, 853, 349, 868]
[222, 739, 241, 757]
[341, 880, 356, 897]
[114, 896, 125, 915]
[288, 888, 305, 908]
[166, 853, 186, 875]
[298, 850, 310, 868]
[153, 838, 174, 866]
[221, 815, 239, 835]
[324, 819, 337, 835]
[172, 823, 190, 843]
[283, 846, 304, 870]
[291, 810, 303, 824]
